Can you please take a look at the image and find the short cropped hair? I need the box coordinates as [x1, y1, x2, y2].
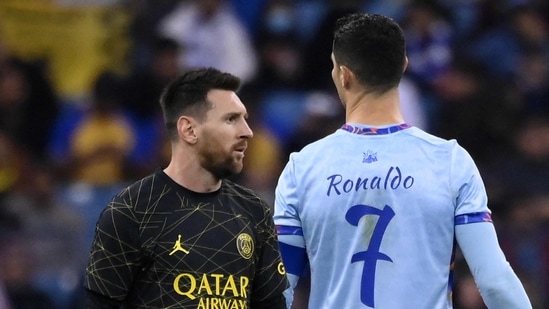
[159, 67, 241, 139]
[333, 13, 406, 93]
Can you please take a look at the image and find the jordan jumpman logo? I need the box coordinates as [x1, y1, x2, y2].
[170, 234, 189, 255]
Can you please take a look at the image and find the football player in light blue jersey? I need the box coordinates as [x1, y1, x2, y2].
[274, 13, 532, 309]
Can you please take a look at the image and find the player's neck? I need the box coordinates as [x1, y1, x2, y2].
[163, 157, 221, 193]
[345, 87, 404, 126]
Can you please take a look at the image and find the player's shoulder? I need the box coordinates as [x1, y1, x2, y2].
[222, 179, 264, 202]
[288, 131, 340, 158]
[109, 170, 170, 209]
[404, 127, 464, 150]
[290, 127, 461, 155]
[222, 180, 272, 216]
[404, 126, 449, 143]
[121, 170, 166, 193]
[405, 128, 476, 166]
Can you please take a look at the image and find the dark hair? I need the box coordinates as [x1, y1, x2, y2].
[332, 13, 406, 93]
[159, 67, 241, 139]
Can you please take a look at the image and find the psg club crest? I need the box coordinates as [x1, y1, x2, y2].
[236, 233, 254, 259]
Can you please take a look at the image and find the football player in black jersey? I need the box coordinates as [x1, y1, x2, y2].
[85, 67, 288, 308]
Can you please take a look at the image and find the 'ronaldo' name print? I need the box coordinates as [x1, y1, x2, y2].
[326, 166, 415, 196]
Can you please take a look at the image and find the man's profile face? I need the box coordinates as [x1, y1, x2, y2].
[195, 89, 253, 179]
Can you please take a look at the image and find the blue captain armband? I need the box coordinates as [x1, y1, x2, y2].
[276, 225, 307, 277]
[455, 212, 492, 225]
[276, 225, 303, 236]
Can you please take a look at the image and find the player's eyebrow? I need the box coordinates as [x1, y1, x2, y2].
[225, 111, 248, 119]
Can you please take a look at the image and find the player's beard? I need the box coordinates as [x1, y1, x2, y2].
[199, 144, 244, 180]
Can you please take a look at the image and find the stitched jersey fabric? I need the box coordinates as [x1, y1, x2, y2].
[275, 124, 491, 309]
[85, 170, 287, 308]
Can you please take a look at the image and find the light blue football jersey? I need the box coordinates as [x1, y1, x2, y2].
[274, 123, 491, 309]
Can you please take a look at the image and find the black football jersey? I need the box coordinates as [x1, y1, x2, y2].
[85, 170, 287, 308]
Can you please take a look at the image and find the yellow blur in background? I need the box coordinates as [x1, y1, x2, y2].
[0, 0, 130, 98]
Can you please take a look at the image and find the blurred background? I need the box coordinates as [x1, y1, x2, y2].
[0, 0, 547, 308]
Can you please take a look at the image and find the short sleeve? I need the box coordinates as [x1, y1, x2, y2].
[274, 155, 302, 228]
[450, 144, 490, 217]
[251, 200, 288, 303]
[84, 193, 143, 300]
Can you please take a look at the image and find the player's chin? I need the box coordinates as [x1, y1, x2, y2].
[213, 163, 242, 179]
[223, 156, 244, 174]
[232, 151, 245, 163]
[232, 160, 244, 174]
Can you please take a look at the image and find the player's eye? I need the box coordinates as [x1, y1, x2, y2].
[226, 114, 240, 123]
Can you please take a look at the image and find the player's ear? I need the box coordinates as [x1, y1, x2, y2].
[402, 56, 409, 74]
[177, 116, 198, 144]
[339, 65, 353, 89]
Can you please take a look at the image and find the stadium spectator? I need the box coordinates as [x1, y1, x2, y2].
[157, 0, 258, 83]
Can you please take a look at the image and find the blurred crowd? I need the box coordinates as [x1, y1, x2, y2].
[0, 0, 548, 308]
